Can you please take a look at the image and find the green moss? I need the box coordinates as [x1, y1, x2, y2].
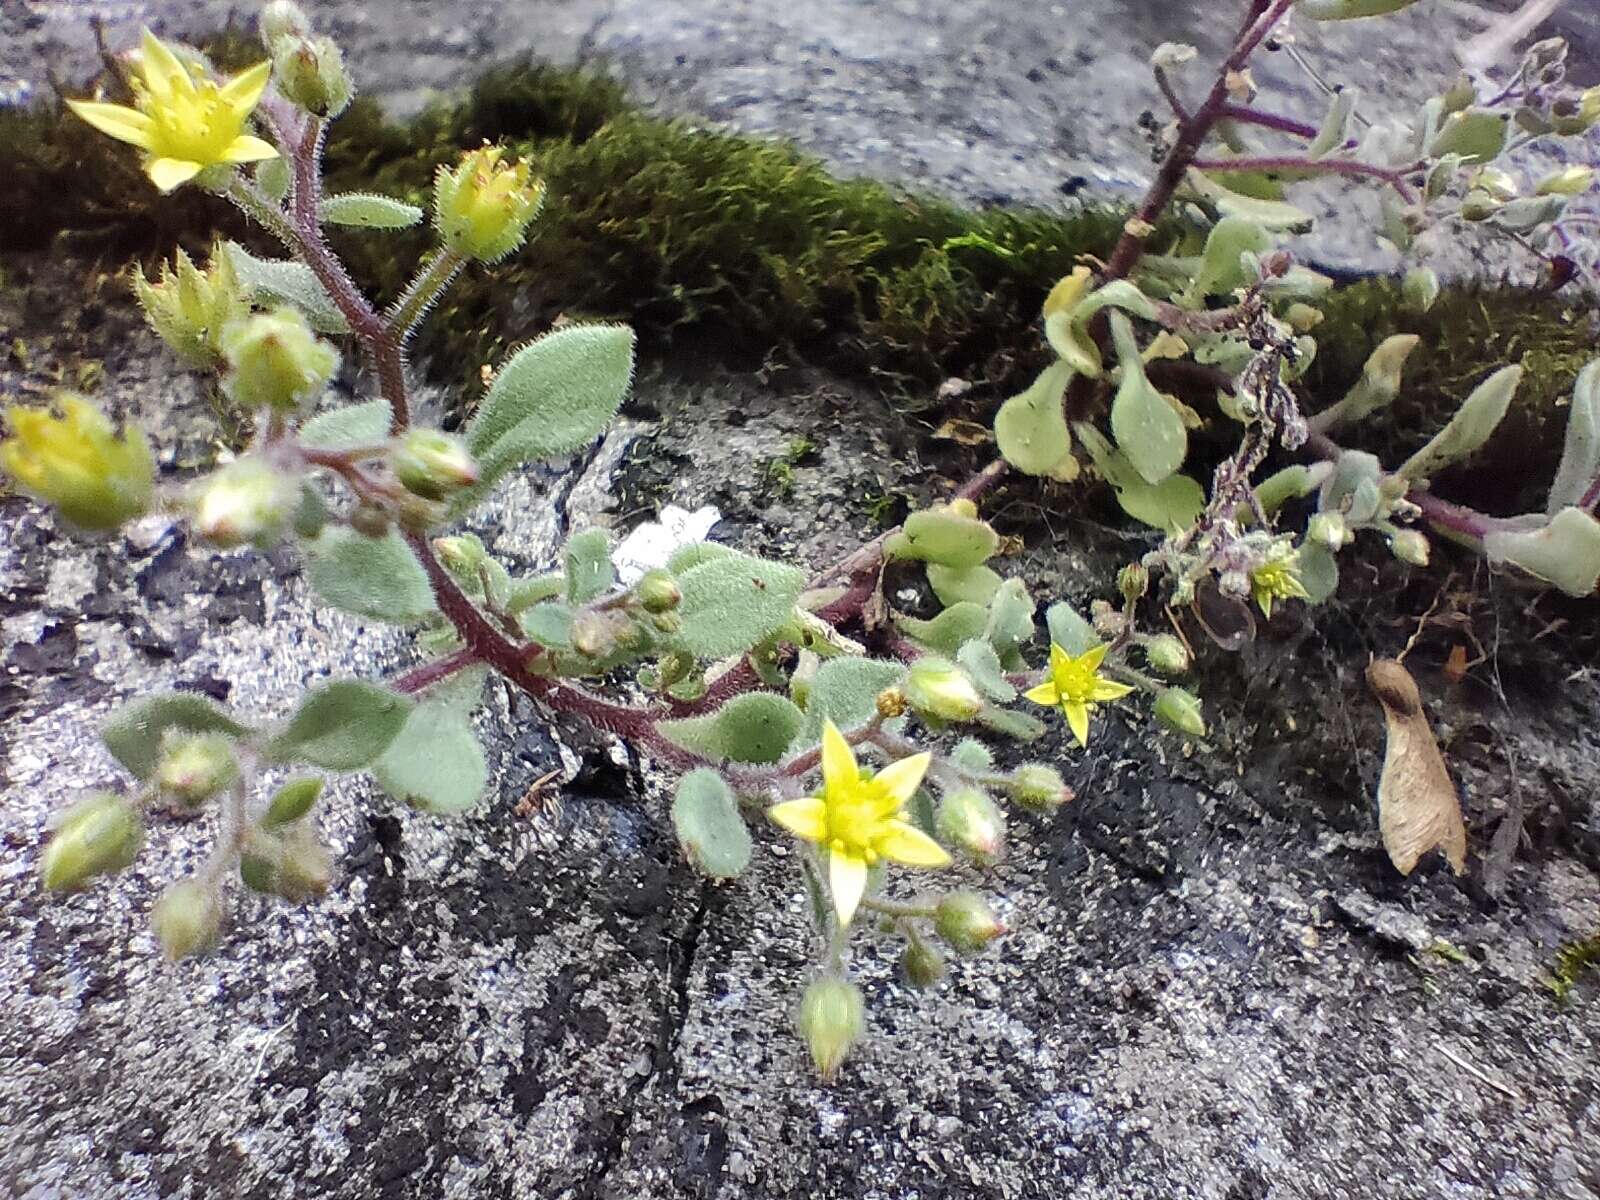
[1545, 933, 1600, 1002]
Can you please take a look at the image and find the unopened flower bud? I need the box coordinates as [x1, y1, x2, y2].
[1008, 763, 1070, 813]
[651, 610, 682, 635]
[271, 34, 351, 118]
[1144, 634, 1192, 676]
[390, 429, 478, 501]
[936, 788, 1006, 864]
[1154, 687, 1207, 738]
[349, 502, 391, 538]
[40, 794, 144, 892]
[572, 613, 616, 658]
[433, 146, 546, 263]
[1550, 86, 1600, 136]
[260, 0, 312, 44]
[903, 658, 983, 723]
[934, 892, 1004, 954]
[151, 878, 223, 960]
[1, 394, 155, 531]
[1459, 189, 1502, 222]
[240, 826, 333, 902]
[1536, 166, 1596, 197]
[433, 533, 486, 577]
[901, 940, 947, 990]
[131, 247, 249, 368]
[1389, 528, 1430, 566]
[1306, 510, 1352, 551]
[634, 568, 681, 614]
[1118, 563, 1149, 601]
[194, 457, 295, 548]
[156, 732, 238, 807]
[798, 976, 864, 1080]
[263, 776, 322, 828]
[219, 307, 339, 412]
[875, 686, 908, 719]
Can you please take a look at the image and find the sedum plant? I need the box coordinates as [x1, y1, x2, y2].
[4, 0, 1597, 1079]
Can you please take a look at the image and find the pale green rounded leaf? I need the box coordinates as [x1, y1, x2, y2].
[1109, 313, 1187, 485]
[102, 694, 249, 782]
[564, 528, 616, 605]
[374, 707, 487, 815]
[799, 657, 907, 743]
[995, 361, 1077, 477]
[659, 693, 804, 764]
[266, 681, 412, 770]
[321, 192, 425, 230]
[304, 526, 438, 624]
[926, 562, 1003, 607]
[1484, 507, 1600, 597]
[672, 769, 752, 879]
[1548, 362, 1600, 514]
[882, 509, 999, 569]
[677, 552, 806, 659]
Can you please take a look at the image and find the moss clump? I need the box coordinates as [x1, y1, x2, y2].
[1309, 280, 1599, 515]
[1545, 933, 1600, 1002]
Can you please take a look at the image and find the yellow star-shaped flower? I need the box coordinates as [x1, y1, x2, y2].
[1250, 551, 1310, 619]
[1024, 642, 1135, 748]
[768, 721, 950, 927]
[67, 30, 276, 193]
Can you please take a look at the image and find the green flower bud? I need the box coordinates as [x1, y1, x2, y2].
[1306, 511, 1352, 551]
[1536, 166, 1596, 197]
[349, 502, 391, 539]
[40, 794, 144, 892]
[901, 940, 947, 990]
[1144, 634, 1192, 677]
[271, 34, 352, 118]
[1, 394, 155, 531]
[1550, 86, 1600, 136]
[260, 0, 312, 44]
[651, 611, 683, 636]
[433, 146, 546, 264]
[433, 533, 487, 578]
[1117, 564, 1149, 601]
[193, 457, 295, 548]
[797, 976, 865, 1080]
[155, 731, 239, 807]
[1459, 189, 1503, 222]
[263, 776, 322, 828]
[389, 429, 479, 501]
[131, 247, 249, 368]
[219, 307, 339, 413]
[634, 568, 682, 614]
[903, 657, 983, 723]
[1154, 687, 1207, 738]
[936, 788, 1006, 864]
[1008, 764, 1070, 814]
[572, 613, 616, 658]
[151, 878, 223, 960]
[1389, 528, 1430, 566]
[240, 827, 333, 903]
[934, 892, 1004, 954]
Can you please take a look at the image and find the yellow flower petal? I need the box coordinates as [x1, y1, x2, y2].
[1048, 642, 1072, 671]
[146, 157, 203, 193]
[1064, 700, 1091, 748]
[221, 135, 279, 164]
[218, 59, 272, 111]
[139, 29, 188, 102]
[873, 752, 931, 808]
[65, 100, 155, 148]
[829, 850, 869, 927]
[768, 796, 827, 843]
[1078, 643, 1109, 671]
[819, 720, 857, 791]
[875, 821, 952, 868]
[1024, 681, 1060, 706]
[1090, 679, 1136, 702]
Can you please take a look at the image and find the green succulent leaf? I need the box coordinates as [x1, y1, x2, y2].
[1184, 168, 1315, 233]
[1398, 365, 1521, 482]
[564, 528, 617, 605]
[676, 551, 806, 659]
[102, 694, 250, 782]
[1296, 542, 1340, 604]
[1295, 0, 1423, 18]
[994, 361, 1078, 478]
[799, 657, 907, 743]
[299, 399, 392, 450]
[1187, 216, 1270, 301]
[897, 602, 990, 657]
[1076, 423, 1204, 533]
[266, 681, 412, 771]
[1109, 313, 1187, 485]
[1308, 87, 1359, 158]
[1430, 108, 1510, 164]
[957, 639, 1017, 702]
[1484, 507, 1600, 597]
[1045, 281, 1160, 379]
[373, 699, 487, 815]
[977, 706, 1047, 742]
[672, 769, 752, 879]
[926, 562, 1003, 607]
[321, 192, 425, 229]
[985, 578, 1036, 662]
[221, 241, 350, 334]
[303, 526, 439, 624]
[1045, 601, 1098, 657]
[659, 693, 805, 764]
[1547, 362, 1600, 515]
[883, 509, 1000, 569]
[462, 324, 635, 501]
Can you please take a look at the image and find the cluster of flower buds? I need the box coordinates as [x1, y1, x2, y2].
[260, 1, 352, 118]
[433, 146, 547, 264]
[131, 247, 250, 369]
[0, 395, 155, 531]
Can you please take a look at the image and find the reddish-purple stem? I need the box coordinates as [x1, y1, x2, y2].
[1191, 155, 1419, 202]
[392, 647, 478, 694]
[1218, 102, 1321, 140]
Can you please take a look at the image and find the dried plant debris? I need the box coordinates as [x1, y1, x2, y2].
[1366, 658, 1468, 877]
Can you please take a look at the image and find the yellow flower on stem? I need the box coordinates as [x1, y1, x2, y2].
[768, 721, 950, 928]
[67, 30, 276, 193]
[1, 394, 155, 530]
[1250, 550, 1311, 619]
[1024, 642, 1135, 748]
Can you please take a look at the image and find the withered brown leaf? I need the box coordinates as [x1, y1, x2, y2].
[1366, 658, 1468, 877]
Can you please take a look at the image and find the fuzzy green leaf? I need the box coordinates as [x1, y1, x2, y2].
[985, 578, 1035, 661]
[1109, 313, 1187, 485]
[266, 681, 412, 770]
[507, 571, 567, 613]
[221, 241, 350, 334]
[1045, 602, 1097, 656]
[1399, 365, 1521, 482]
[883, 509, 999, 569]
[463, 325, 635, 500]
[564, 528, 616, 604]
[299, 399, 392, 450]
[799, 657, 907, 742]
[304, 526, 438, 624]
[994, 361, 1077, 478]
[1187, 217, 1270, 301]
[102, 694, 249, 782]
[949, 737, 994, 772]
[520, 602, 575, 650]
[897, 602, 989, 657]
[672, 769, 752, 879]
[1297, 542, 1340, 604]
[977, 706, 1047, 742]
[676, 552, 806, 659]
[1484, 507, 1600, 597]
[926, 562, 1003, 607]
[373, 703, 487, 815]
[321, 192, 425, 229]
[667, 542, 736, 573]
[1295, 0, 1422, 17]
[659, 693, 805, 764]
[1308, 87, 1358, 158]
[1547, 362, 1600, 515]
[957, 639, 1017, 702]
